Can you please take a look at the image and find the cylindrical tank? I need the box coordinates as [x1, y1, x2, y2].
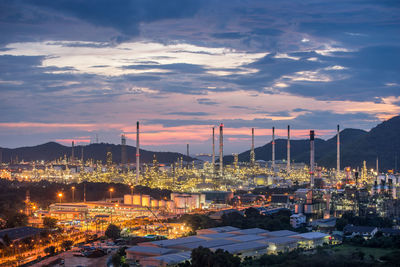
[124, 195, 132, 205]
[151, 199, 159, 208]
[133, 195, 142, 206]
[174, 196, 187, 209]
[142, 195, 150, 207]
[167, 200, 175, 211]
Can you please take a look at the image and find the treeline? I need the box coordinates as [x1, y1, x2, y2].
[177, 246, 391, 267]
[179, 208, 296, 232]
[336, 212, 393, 231]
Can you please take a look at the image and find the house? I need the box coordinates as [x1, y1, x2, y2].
[343, 225, 378, 239]
[378, 228, 400, 236]
[290, 214, 306, 228]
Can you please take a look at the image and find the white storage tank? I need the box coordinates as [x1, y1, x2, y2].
[133, 195, 142, 206]
[167, 200, 175, 211]
[142, 195, 151, 207]
[159, 200, 166, 208]
[124, 194, 133, 205]
[151, 199, 159, 208]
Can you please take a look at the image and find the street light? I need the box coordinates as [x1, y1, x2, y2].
[109, 188, 114, 201]
[71, 186, 76, 202]
[58, 192, 63, 203]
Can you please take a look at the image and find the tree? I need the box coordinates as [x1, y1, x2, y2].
[105, 224, 121, 240]
[43, 217, 58, 229]
[5, 213, 28, 228]
[190, 247, 240, 267]
[61, 240, 73, 251]
[244, 207, 261, 218]
[44, 245, 56, 256]
[111, 253, 121, 267]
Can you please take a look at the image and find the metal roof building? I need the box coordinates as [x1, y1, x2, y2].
[139, 251, 191, 267]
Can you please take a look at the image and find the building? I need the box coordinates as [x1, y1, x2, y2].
[0, 227, 44, 243]
[290, 213, 306, 228]
[126, 227, 331, 266]
[343, 225, 378, 239]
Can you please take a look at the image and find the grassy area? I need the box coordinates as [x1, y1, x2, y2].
[332, 244, 398, 260]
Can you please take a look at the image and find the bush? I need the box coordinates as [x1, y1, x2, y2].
[105, 224, 121, 240]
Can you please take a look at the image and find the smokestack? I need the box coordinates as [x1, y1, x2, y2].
[219, 123, 223, 175]
[272, 127, 275, 170]
[337, 125, 340, 176]
[0, 147, 2, 165]
[121, 134, 127, 169]
[187, 143, 190, 168]
[81, 146, 84, 163]
[310, 130, 315, 188]
[136, 121, 140, 183]
[212, 127, 215, 170]
[71, 141, 75, 162]
[287, 125, 291, 172]
[250, 128, 255, 166]
[376, 157, 379, 175]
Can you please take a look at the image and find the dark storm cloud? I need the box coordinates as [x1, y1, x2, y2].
[146, 110, 379, 131]
[25, 0, 203, 36]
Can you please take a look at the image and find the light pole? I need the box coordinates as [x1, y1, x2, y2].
[130, 185, 134, 205]
[58, 193, 63, 204]
[71, 186, 75, 202]
[109, 188, 114, 201]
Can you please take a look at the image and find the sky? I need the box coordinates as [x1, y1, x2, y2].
[0, 0, 399, 154]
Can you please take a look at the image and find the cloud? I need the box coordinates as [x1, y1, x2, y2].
[196, 98, 219, 106]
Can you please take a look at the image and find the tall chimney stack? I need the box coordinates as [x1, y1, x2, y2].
[136, 121, 140, 183]
[337, 125, 340, 176]
[287, 125, 291, 172]
[272, 127, 275, 170]
[186, 143, 190, 168]
[219, 123, 224, 176]
[376, 157, 379, 175]
[81, 146, 84, 163]
[212, 127, 215, 171]
[250, 128, 255, 166]
[121, 134, 127, 169]
[310, 130, 315, 188]
[71, 141, 75, 162]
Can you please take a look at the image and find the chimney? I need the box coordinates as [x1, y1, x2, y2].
[250, 128, 255, 166]
[337, 125, 340, 176]
[376, 157, 379, 175]
[71, 141, 75, 162]
[121, 134, 127, 169]
[186, 143, 190, 168]
[272, 127, 275, 170]
[81, 146, 84, 163]
[287, 125, 291, 172]
[219, 123, 223, 176]
[212, 127, 215, 170]
[136, 121, 140, 183]
[310, 130, 315, 188]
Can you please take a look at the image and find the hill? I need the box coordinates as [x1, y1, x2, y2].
[224, 115, 400, 171]
[0, 142, 193, 164]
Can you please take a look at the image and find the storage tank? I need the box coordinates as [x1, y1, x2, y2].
[133, 195, 142, 206]
[166, 200, 175, 211]
[142, 195, 150, 207]
[174, 195, 188, 209]
[151, 199, 159, 208]
[124, 194, 133, 205]
[159, 200, 166, 208]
